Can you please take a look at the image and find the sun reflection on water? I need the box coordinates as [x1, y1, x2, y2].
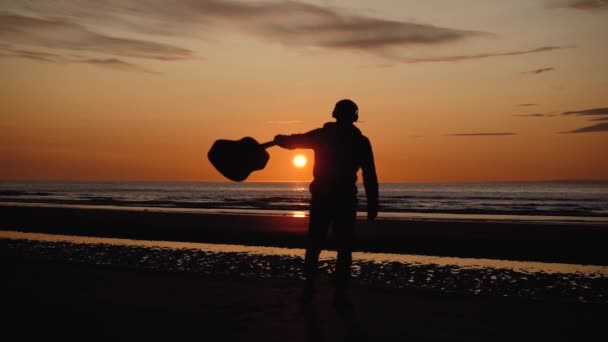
[292, 211, 307, 218]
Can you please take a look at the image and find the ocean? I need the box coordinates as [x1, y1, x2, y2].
[1, 181, 607, 222]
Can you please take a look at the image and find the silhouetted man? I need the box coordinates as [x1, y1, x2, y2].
[274, 99, 378, 308]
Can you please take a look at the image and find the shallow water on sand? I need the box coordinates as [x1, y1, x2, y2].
[2, 231, 607, 303]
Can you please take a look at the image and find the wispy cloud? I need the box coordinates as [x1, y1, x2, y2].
[449, 133, 516, 136]
[1, 1, 568, 66]
[0, 45, 155, 73]
[550, 0, 608, 11]
[561, 122, 608, 133]
[5, 1, 486, 50]
[523, 67, 555, 74]
[399, 47, 565, 64]
[78, 58, 156, 73]
[250, 7, 487, 51]
[0, 14, 194, 61]
[518, 103, 538, 106]
[266, 121, 301, 125]
[590, 117, 608, 121]
[513, 113, 545, 117]
[0, 45, 61, 62]
[562, 107, 608, 116]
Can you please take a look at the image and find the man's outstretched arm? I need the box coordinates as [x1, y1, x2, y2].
[274, 129, 322, 150]
[361, 137, 379, 220]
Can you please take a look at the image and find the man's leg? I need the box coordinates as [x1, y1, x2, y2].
[302, 201, 330, 300]
[333, 203, 356, 298]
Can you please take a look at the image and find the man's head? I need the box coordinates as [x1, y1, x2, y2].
[332, 99, 358, 123]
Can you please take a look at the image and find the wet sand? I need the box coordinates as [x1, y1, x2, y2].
[2, 204, 607, 341]
[3, 233, 606, 303]
[2, 257, 606, 342]
[2, 204, 607, 264]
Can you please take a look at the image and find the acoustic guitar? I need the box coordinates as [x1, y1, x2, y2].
[208, 137, 276, 182]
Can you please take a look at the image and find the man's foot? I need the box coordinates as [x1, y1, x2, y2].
[332, 293, 354, 314]
[299, 286, 316, 305]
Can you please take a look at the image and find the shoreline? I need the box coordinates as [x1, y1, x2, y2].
[3, 230, 608, 275]
[2, 204, 608, 265]
[3, 231, 606, 304]
[2, 201, 607, 224]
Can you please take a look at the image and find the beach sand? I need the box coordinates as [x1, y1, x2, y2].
[1, 204, 607, 341]
[2, 257, 606, 342]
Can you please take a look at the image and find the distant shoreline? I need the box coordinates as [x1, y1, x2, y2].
[2, 204, 607, 265]
[2, 179, 608, 184]
[2, 201, 608, 224]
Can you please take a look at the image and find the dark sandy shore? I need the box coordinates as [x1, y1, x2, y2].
[2, 204, 607, 341]
[2, 204, 607, 264]
[2, 256, 606, 342]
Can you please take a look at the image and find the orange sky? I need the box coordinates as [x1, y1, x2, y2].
[1, 1, 607, 182]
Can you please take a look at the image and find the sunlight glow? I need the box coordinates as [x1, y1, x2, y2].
[293, 155, 307, 168]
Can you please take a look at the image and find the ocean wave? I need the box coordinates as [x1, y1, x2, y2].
[1, 197, 607, 217]
[1, 181, 607, 218]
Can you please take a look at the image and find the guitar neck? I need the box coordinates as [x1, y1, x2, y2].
[259, 141, 277, 149]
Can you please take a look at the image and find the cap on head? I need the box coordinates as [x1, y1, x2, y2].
[332, 99, 359, 122]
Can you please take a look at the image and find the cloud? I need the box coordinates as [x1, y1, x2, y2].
[399, 47, 565, 64]
[0, 45, 155, 73]
[255, 12, 486, 51]
[513, 113, 545, 117]
[523, 67, 555, 74]
[5, 1, 486, 50]
[0, 46, 62, 62]
[266, 121, 301, 125]
[449, 133, 516, 136]
[551, 0, 608, 11]
[561, 122, 608, 133]
[518, 103, 538, 106]
[77, 58, 156, 73]
[562, 107, 608, 116]
[0, 14, 194, 61]
[590, 117, 608, 121]
[1, 1, 567, 65]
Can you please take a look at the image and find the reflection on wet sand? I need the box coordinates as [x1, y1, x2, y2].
[2, 231, 607, 303]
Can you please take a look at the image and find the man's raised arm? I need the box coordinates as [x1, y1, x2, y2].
[274, 129, 322, 150]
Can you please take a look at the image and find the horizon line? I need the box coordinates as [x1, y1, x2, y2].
[2, 179, 608, 184]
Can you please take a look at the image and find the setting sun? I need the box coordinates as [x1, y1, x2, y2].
[293, 155, 307, 168]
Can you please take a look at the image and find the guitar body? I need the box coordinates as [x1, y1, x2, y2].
[208, 137, 271, 182]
